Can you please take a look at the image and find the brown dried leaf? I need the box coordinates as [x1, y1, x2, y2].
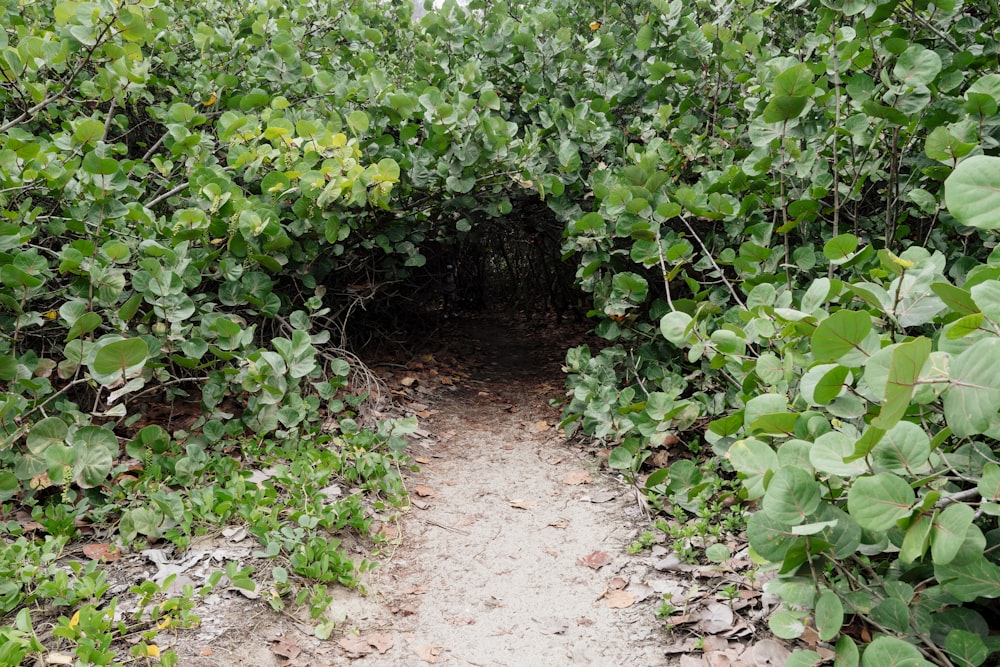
[338, 635, 373, 657]
[605, 589, 636, 609]
[400, 376, 416, 387]
[413, 644, 443, 663]
[749, 639, 791, 665]
[413, 485, 436, 497]
[82, 543, 121, 562]
[367, 633, 394, 654]
[508, 498, 537, 510]
[562, 470, 592, 485]
[548, 518, 569, 529]
[533, 420, 550, 432]
[608, 576, 629, 590]
[271, 636, 301, 659]
[577, 551, 612, 569]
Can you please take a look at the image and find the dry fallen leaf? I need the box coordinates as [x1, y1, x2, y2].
[533, 420, 550, 432]
[577, 551, 612, 569]
[608, 576, 629, 590]
[508, 498, 537, 510]
[605, 589, 636, 609]
[414, 485, 436, 497]
[271, 636, 301, 660]
[414, 456, 431, 464]
[367, 633, 394, 654]
[338, 635, 374, 656]
[199, 648, 214, 656]
[750, 639, 791, 665]
[413, 644, 444, 663]
[548, 518, 569, 529]
[694, 602, 735, 635]
[400, 376, 416, 387]
[562, 470, 592, 485]
[82, 543, 121, 562]
[45, 654, 74, 665]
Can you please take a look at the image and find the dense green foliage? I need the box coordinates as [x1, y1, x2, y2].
[3, 0, 1000, 663]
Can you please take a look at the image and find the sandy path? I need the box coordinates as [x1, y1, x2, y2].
[348, 317, 671, 666]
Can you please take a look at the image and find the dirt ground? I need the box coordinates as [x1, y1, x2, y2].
[139, 314, 787, 667]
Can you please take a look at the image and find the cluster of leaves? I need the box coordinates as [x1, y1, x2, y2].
[550, 0, 1000, 664]
[0, 0, 423, 661]
[6, 0, 1000, 663]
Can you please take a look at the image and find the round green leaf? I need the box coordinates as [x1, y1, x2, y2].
[860, 636, 926, 667]
[893, 45, 942, 88]
[27, 417, 68, 454]
[823, 233, 858, 262]
[90, 337, 149, 383]
[871, 420, 930, 474]
[747, 510, 802, 562]
[943, 338, 1000, 437]
[931, 503, 975, 566]
[769, 609, 806, 639]
[944, 629, 988, 667]
[811, 310, 872, 362]
[945, 156, 1000, 230]
[659, 311, 692, 346]
[847, 473, 915, 531]
[762, 467, 821, 525]
[810, 430, 868, 477]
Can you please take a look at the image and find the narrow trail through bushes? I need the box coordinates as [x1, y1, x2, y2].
[163, 314, 784, 666]
[350, 314, 670, 666]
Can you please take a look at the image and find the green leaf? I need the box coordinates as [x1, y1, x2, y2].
[860, 635, 926, 667]
[74, 439, 114, 488]
[773, 63, 815, 97]
[66, 312, 102, 342]
[27, 417, 68, 454]
[847, 473, 915, 531]
[893, 45, 942, 88]
[871, 598, 911, 634]
[90, 337, 149, 384]
[936, 555, 1000, 602]
[944, 629, 988, 667]
[636, 24, 653, 51]
[726, 438, 778, 500]
[931, 503, 975, 566]
[978, 462, 1000, 502]
[762, 467, 820, 525]
[900, 513, 933, 564]
[762, 96, 808, 123]
[872, 337, 931, 430]
[945, 156, 1000, 230]
[925, 127, 977, 163]
[747, 510, 802, 562]
[0, 471, 17, 502]
[659, 311, 692, 346]
[944, 338, 1000, 436]
[931, 282, 978, 316]
[575, 212, 605, 232]
[970, 280, 1000, 324]
[811, 430, 868, 476]
[811, 310, 872, 363]
[815, 589, 844, 642]
[769, 609, 806, 639]
[871, 421, 930, 474]
[835, 635, 860, 667]
[824, 233, 858, 262]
